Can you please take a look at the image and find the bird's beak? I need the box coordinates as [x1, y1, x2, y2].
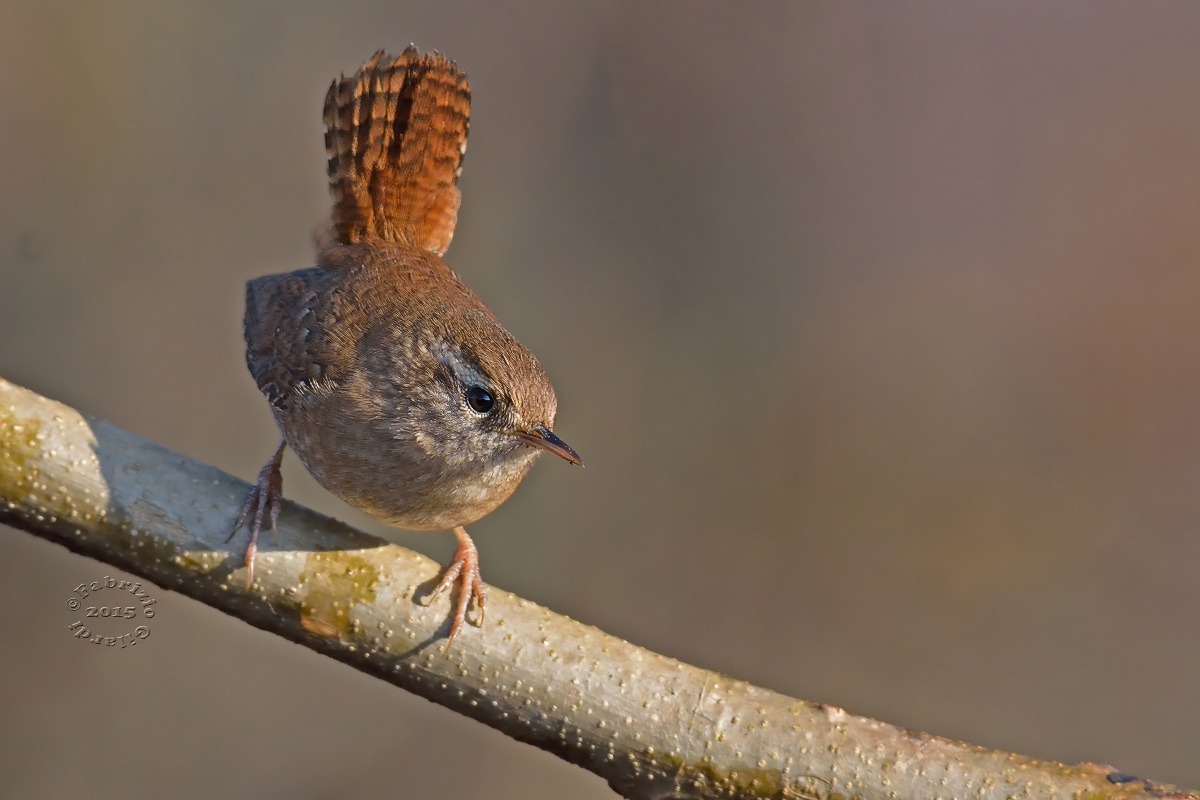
[516, 424, 584, 466]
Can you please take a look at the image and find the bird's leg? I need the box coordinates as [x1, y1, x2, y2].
[227, 438, 286, 589]
[423, 526, 487, 650]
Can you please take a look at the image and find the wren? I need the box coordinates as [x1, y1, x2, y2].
[228, 47, 582, 647]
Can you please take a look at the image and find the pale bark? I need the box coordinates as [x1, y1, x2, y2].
[0, 375, 1190, 800]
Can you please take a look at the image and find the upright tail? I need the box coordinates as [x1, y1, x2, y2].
[323, 47, 471, 255]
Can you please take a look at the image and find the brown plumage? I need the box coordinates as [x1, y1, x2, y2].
[230, 48, 581, 649]
[323, 47, 470, 253]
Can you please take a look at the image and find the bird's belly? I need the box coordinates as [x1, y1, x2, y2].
[275, 402, 536, 531]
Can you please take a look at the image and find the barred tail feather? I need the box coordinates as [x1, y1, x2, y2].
[323, 47, 470, 255]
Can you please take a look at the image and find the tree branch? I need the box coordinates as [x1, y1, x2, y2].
[0, 375, 1190, 800]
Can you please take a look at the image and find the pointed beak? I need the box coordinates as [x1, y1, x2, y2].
[516, 425, 584, 466]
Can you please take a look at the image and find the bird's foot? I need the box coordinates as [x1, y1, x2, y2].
[421, 526, 487, 650]
[227, 439, 286, 589]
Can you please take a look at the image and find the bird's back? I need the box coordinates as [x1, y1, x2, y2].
[244, 242, 489, 414]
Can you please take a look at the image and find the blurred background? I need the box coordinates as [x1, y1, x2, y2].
[3, 1, 1199, 797]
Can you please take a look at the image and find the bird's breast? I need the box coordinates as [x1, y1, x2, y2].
[274, 390, 540, 531]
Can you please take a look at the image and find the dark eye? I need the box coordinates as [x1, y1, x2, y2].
[465, 385, 494, 414]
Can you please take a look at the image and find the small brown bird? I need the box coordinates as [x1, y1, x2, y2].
[229, 47, 581, 647]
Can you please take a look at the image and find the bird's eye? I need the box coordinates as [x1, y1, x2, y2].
[465, 385, 495, 414]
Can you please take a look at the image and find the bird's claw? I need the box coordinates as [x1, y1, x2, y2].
[228, 440, 285, 589]
[421, 528, 487, 651]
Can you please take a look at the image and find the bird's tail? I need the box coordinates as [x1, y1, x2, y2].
[323, 47, 470, 255]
